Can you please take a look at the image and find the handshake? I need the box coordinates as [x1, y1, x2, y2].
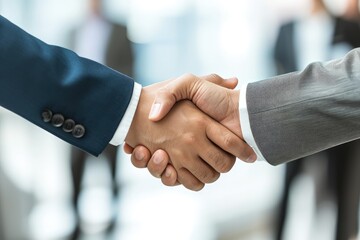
[123, 74, 257, 191]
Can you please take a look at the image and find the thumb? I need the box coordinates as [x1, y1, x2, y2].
[222, 77, 238, 89]
[148, 88, 177, 121]
[148, 73, 235, 121]
[149, 74, 199, 121]
[201, 74, 238, 90]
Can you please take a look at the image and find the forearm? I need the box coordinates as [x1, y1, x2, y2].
[0, 15, 135, 155]
[246, 48, 360, 165]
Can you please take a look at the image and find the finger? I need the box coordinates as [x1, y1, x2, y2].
[198, 138, 236, 173]
[223, 77, 239, 89]
[177, 168, 205, 191]
[161, 165, 180, 186]
[175, 154, 220, 184]
[147, 149, 170, 178]
[149, 73, 200, 121]
[130, 145, 152, 168]
[206, 122, 257, 163]
[123, 143, 134, 154]
[149, 73, 235, 122]
[201, 74, 238, 89]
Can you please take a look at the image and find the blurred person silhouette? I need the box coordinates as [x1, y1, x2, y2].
[273, 0, 360, 239]
[68, 0, 133, 238]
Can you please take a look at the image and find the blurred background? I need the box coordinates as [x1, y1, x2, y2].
[0, 0, 359, 239]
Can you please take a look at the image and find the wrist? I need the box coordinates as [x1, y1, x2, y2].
[234, 89, 243, 138]
[110, 83, 142, 146]
[229, 89, 240, 120]
[125, 89, 150, 147]
[226, 89, 242, 138]
[231, 89, 240, 112]
[125, 81, 171, 147]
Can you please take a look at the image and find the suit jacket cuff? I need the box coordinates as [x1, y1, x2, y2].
[239, 83, 267, 162]
[110, 82, 142, 145]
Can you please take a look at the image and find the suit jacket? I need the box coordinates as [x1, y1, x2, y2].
[247, 48, 360, 165]
[262, 17, 360, 165]
[0, 15, 134, 156]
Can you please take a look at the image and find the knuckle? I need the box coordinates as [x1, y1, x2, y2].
[158, 86, 170, 95]
[207, 151, 224, 169]
[223, 133, 236, 149]
[197, 168, 217, 184]
[213, 155, 233, 173]
[183, 133, 197, 145]
[193, 115, 207, 126]
[179, 73, 199, 88]
[178, 168, 205, 191]
[210, 151, 221, 164]
[209, 73, 221, 80]
[158, 86, 174, 100]
[181, 73, 196, 79]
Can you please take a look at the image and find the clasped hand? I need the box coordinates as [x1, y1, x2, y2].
[124, 74, 257, 191]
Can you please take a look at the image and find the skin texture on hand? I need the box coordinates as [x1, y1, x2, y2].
[124, 81, 251, 191]
[124, 75, 256, 189]
[149, 74, 244, 138]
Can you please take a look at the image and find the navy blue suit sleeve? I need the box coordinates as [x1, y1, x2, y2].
[0, 15, 135, 156]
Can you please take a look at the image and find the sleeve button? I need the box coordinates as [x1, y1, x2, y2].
[63, 119, 75, 132]
[72, 124, 85, 138]
[41, 109, 53, 123]
[51, 114, 65, 127]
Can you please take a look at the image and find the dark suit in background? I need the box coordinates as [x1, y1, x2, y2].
[68, 18, 134, 238]
[274, 16, 360, 240]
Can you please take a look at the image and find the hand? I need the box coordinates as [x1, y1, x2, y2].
[124, 81, 253, 191]
[123, 145, 179, 186]
[149, 74, 244, 137]
[125, 74, 256, 187]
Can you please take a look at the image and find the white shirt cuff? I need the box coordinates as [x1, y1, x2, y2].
[239, 83, 267, 162]
[109, 83, 142, 146]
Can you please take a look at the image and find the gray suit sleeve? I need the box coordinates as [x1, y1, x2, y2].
[247, 48, 360, 165]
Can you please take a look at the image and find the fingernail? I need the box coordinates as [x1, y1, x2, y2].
[246, 154, 257, 163]
[165, 168, 172, 177]
[135, 150, 144, 161]
[149, 103, 161, 119]
[153, 153, 163, 164]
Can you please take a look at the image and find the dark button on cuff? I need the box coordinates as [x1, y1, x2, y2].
[63, 119, 75, 132]
[42, 109, 53, 123]
[72, 124, 85, 138]
[51, 114, 65, 127]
